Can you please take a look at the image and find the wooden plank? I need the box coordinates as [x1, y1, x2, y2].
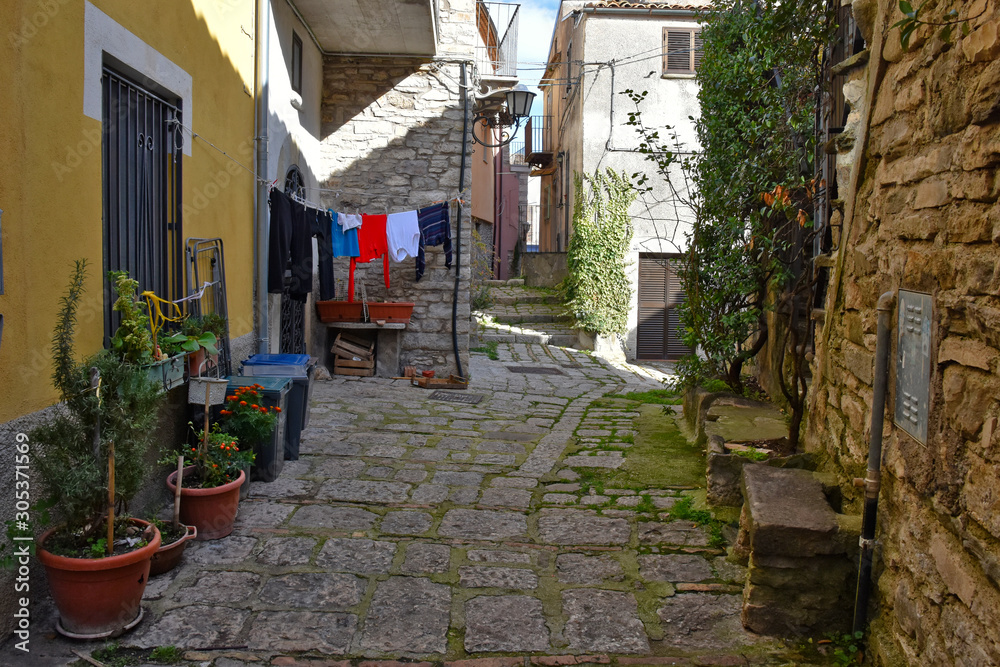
[335, 357, 374, 369]
[332, 343, 373, 361]
[332, 333, 374, 359]
[333, 358, 374, 376]
[333, 366, 374, 377]
[339, 331, 373, 348]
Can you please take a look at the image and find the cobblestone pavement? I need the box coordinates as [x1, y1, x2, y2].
[10, 344, 825, 667]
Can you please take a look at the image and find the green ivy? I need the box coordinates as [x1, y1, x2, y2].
[563, 169, 635, 336]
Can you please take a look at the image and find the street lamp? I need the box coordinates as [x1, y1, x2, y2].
[471, 83, 537, 148]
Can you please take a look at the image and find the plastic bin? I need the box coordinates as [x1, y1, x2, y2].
[241, 354, 314, 460]
[226, 376, 289, 482]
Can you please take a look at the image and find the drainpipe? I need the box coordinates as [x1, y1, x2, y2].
[254, 0, 271, 354]
[452, 63, 468, 379]
[853, 290, 895, 633]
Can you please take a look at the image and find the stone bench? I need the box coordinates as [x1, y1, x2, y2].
[734, 465, 860, 637]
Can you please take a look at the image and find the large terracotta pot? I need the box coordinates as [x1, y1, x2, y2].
[37, 518, 161, 639]
[166, 466, 245, 540]
[149, 524, 197, 576]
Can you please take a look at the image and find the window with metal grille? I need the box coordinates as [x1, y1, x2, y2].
[663, 29, 702, 74]
[102, 69, 183, 346]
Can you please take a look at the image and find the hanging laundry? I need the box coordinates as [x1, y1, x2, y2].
[339, 212, 363, 231]
[329, 211, 360, 258]
[415, 202, 452, 281]
[348, 213, 390, 302]
[287, 198, 313, 300]
[268, 189, 292, 293]
[314, 209, 336, 301]
[386, 210, 420, 262]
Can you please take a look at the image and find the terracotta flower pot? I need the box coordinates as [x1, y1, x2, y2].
[37, 518, 161, 639]
[149, 524, 197, 576]
[166, 466, 245, 540]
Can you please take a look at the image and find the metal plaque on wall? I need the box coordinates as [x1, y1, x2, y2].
[895, 290, 933, 445]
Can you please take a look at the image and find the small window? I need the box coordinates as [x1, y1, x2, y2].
[566, 41, 573, 95]
[663, 29, 702, 74]
[291, 32, 303, 94]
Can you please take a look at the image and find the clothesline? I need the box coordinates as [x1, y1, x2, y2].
[167, 117, 470, 214]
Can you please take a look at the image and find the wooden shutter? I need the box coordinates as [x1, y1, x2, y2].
[638, 258, 668, 358]
[637, 256, 693, 359]
[663, 29, 701, 73]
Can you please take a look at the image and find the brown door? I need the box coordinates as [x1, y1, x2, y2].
[637, 255, 691, 359]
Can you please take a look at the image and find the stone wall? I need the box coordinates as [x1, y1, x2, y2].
[807, 1, 1000, 664]
[316, 0, 475, 376]
[522, 252, 569, 288]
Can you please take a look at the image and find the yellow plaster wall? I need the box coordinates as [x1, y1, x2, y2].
[0, 0, 256, 423]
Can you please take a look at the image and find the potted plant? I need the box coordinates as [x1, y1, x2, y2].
[162, 328, 218, 377]
[147, 517, 196, 576]
[219, 384, 281, 482]
[32, 260, 164, 639]
[164, 424, 254, 540]
[108, 271, 185, 391]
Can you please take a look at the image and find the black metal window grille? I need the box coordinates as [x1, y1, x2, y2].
[102, 68, 183, 346]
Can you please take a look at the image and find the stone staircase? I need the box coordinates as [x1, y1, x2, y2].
[473, 279, 579, 347]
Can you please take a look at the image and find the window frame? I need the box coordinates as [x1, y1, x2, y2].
[662, 28, 702, 76]
[291, 31, 303, 94]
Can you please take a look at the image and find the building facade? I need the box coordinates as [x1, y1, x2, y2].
[807, 0, 1000, 664]
[535, 0, 709, 360]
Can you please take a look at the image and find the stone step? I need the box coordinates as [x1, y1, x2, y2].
[477, 331, 579, 347]
[492, 313, 574, 324]
[494, 294, 562, 306]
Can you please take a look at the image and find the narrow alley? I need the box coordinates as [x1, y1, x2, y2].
[16, 299, 830, 666]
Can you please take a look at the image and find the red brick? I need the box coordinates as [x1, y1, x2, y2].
[617, 658, 691, 665]
[446, 658, 524, 667]
[359, 662, 434, 667]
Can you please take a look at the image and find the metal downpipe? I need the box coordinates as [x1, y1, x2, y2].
[254, 0, 271, 354]
[853, 290, 895, 633]
[452, 63, 469, 380]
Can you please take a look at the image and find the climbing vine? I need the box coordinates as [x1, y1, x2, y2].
[564, 169, 635, 336]
[623, 0, 832, 447]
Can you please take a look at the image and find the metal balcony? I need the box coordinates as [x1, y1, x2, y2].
[475, 1, 520, 85]
[524, 115, 553, 168]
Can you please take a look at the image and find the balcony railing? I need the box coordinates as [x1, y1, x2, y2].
[509, 140, 527, 166]
[475, 1, 520, 79]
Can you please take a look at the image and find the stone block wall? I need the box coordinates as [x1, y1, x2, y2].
[316, 0, 475, 376]
[806, 1, 1000, 664]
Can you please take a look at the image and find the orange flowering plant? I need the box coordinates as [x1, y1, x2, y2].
[162, 423, 255, 489]
[188, 425, 254, 488]
[218, 385, 279, 451]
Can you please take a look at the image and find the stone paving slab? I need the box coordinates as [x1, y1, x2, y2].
[438, 509, 528, 540]
[562, 589, 650, 654]
[359, 577, 451, 654]
[464, 595, 551, 653]
[536, 509, 631, 545]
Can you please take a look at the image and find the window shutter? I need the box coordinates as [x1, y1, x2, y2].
[665, 30, 691, 72]
[693, 31, 704, 71]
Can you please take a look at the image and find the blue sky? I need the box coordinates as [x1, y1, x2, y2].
[516, 0, 561, 117]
